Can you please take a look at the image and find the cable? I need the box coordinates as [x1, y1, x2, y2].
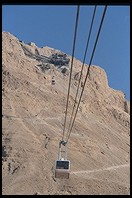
[62, 5, 80, 140]
[66, 5, 108, 143]
[66, 5, 107, 142]
[67, 5, 97, 136]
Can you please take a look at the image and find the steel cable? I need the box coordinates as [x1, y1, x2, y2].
[62, 5, 80, 140]
[67, 5, 97, 138]
[66, 5, 107, 143]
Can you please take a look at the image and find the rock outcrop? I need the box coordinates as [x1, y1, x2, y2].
[2, 31, 130, 195]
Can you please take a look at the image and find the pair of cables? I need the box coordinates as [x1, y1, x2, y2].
[62, 5, 107, 144]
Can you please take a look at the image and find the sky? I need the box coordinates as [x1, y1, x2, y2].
[2, 5, 130, 100]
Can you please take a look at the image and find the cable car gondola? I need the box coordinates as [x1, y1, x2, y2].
[54, 140, 70, 179]
[51, 76, 55, 85]
[55, 159, 70, 179]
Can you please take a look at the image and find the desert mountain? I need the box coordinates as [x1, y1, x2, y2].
[2, 31, 130, 195]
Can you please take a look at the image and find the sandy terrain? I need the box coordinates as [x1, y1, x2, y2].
[2, 31, 130, 195]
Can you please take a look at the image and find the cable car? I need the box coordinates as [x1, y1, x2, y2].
[55, 158, 70, 179]
[52, 79, 55, 85]
[54, 140, 70, 179]
[51, 76, 55, 85]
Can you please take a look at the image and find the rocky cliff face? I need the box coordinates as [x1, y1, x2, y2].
[2, 31, 130, 195]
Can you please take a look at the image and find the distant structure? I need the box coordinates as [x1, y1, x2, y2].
[49, 53, 70, 66]
[28, 42, 36, 47]
[20, 41, 70, 75]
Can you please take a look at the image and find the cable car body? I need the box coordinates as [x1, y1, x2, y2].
[54, 140, 70, 179]
[51, 76, 55, 85]
[51, 79, 55, 85]
[55, 159, 70, 179]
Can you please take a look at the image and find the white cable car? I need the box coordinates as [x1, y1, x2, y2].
[55, 159, 70, 179]
[54, 140, 70, 179]
[51, 76, 55, 85]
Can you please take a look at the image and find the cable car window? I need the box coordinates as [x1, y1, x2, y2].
[56, 161, 69, 170]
